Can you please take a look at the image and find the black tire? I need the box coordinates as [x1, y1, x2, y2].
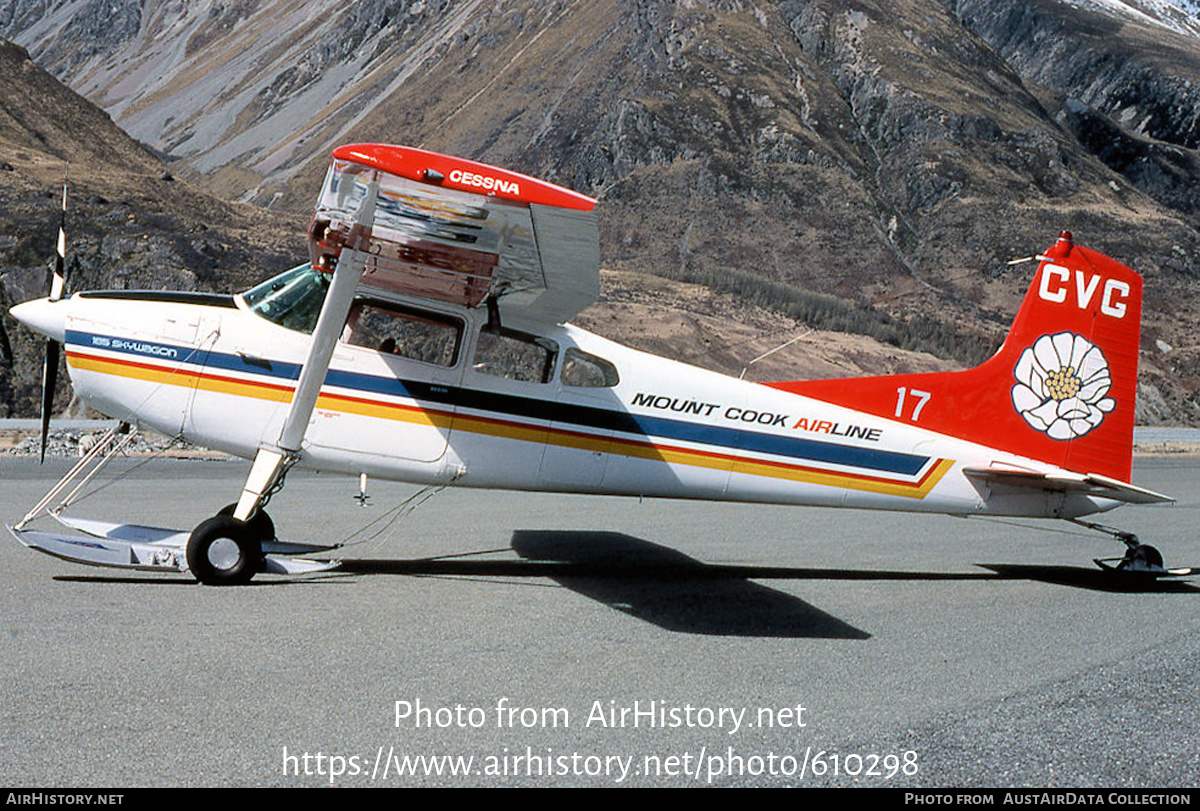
[1132, 544, 1164, 571]
[187, 515, 263, 586]
[1120, 544, 1165, 573]
[217, 503, 275, 541]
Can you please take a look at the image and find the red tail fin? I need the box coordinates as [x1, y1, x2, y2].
[767, 233, 1143, 482]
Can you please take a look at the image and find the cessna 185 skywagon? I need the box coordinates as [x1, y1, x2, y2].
[7, 143, 1192, 584]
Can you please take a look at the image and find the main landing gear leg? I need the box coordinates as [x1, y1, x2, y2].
[188, 177, 377, 586]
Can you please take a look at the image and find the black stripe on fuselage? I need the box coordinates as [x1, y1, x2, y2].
[76, 290, 238, 308]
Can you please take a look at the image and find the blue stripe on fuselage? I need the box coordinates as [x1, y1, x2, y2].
[67, 329, 930, 477]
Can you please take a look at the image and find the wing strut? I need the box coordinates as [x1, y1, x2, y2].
[231, 177, 381, 522]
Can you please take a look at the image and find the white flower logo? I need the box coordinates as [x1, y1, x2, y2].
[1011, 332, 1115, 441]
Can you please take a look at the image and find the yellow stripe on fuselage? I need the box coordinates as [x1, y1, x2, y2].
[69, 352, 295, 403]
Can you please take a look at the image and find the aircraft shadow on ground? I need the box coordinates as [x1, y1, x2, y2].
[343, 530, 870, 639]
[333, 530, 1198, 637]
[513, 530, 868, 639]
[55, 532, 1197, 634]
[974, 563, 1200, 594]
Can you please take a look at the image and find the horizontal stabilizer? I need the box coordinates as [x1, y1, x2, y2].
[962, 467, 1173, 505]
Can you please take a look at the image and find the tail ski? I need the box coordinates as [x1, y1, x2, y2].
[767, 232, 1162, 498]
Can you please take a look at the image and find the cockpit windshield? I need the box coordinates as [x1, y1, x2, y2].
[241, 264, 330, 334]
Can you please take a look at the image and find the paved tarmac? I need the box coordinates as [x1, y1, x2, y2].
[1, 455, 1198, 787]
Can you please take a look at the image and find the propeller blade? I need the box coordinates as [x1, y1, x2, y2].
[49, 181, 67, 301]
[0, 315, 12, 368]
[38, 179, 69, 462]
[39, 339, 59, 463]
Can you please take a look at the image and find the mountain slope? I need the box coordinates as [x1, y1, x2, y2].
[0, 35, 956, 420]
[0, 39, 303, 417]
[4, 0, 1200, 421]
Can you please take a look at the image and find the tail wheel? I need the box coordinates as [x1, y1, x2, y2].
[187, 515, 263, 586]
[1119, 544, 1164, 573]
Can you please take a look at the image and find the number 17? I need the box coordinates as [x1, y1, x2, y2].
[895, 387, 931, 421]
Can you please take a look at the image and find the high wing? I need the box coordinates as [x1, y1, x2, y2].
[308, 144, 600, 327]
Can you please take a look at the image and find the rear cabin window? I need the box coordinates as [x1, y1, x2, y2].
[346, 301, 462, 367]
[473, 328, 558, 383]
[560, 348, 619, 388]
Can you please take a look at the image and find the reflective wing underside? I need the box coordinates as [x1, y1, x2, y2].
[310, 156, 599, 325]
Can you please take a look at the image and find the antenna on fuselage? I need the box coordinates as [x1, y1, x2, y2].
[739, 329, 813, 380]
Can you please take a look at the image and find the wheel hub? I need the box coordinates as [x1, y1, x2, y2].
[207, 537, 243, 571]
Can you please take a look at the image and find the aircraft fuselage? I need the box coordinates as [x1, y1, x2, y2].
[40, 275, 1119, 521]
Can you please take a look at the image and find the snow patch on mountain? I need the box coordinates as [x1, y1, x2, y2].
[1058, 0, 1200, 40]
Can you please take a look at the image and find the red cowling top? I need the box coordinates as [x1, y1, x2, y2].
[331, 144, 597, 211]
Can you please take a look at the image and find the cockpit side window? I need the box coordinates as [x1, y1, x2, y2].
[560, 348, 619, 388]
[242, 264, 329, 334]
[473, 327, 558, 383]
[346, 300, 462, 367]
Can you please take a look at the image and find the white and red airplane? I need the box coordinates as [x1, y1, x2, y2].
[6, 143, 1189, 584]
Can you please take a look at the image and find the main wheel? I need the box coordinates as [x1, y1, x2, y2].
[217, 503, 275, 541]
[187, 515, 263, 585]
